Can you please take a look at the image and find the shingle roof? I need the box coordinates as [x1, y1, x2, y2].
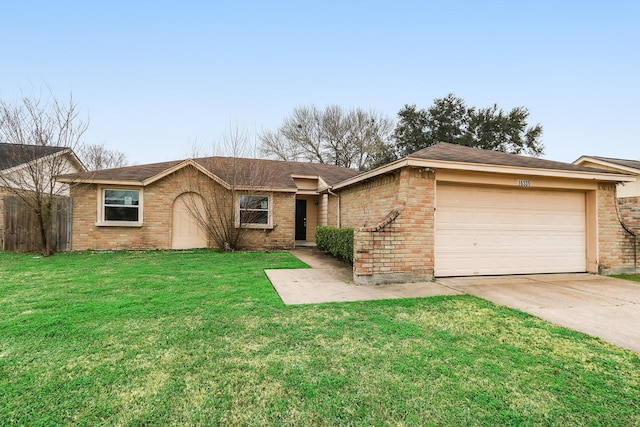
[194, 157, 361, 188]
[408, 142, 620, 174]
[0, 143, 69, 171]
[586, 156, 640, 172]
[58, 156, 362, 189]
[60, 159, 184, 182]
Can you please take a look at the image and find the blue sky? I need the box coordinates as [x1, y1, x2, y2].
[1, 1, 637, 165]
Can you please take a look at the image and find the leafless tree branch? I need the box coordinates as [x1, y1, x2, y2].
[259, 105, 394, 170]
[0, 91, 88, 255]
[77, 142, 128, 170]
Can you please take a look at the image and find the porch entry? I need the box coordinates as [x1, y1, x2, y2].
[295, 199, 307, 240]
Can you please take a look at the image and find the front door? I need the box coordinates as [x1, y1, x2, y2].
[295, 199, 307, 240]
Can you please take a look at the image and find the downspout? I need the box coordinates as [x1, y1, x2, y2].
[328, 188, 341, 228]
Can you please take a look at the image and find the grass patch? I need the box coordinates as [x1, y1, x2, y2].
[612, 274, 640, 283]
[1, 250, 639, 426]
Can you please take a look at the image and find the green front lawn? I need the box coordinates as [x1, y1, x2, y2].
[1, 251, 638, 426]
[613, 274, 640, 283]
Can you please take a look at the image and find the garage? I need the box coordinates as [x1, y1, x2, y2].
[435, 184, 587, 276]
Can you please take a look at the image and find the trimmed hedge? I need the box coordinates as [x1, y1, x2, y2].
[316, 226, 354, 264]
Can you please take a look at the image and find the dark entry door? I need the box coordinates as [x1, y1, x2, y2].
[295, 199, 307, 240]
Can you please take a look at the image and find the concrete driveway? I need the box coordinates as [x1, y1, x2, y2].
[436, 274, 640, 353]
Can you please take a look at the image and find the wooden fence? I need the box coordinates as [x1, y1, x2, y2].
[2, 195, 72, 252]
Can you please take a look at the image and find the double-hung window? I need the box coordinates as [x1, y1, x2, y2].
[238, 195, 270, 227]
[103, 189, 141, 223]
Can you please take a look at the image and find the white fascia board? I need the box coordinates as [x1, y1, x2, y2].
[235, 185, 297, 193]
[332, 158, 634, 189]
[66, 151, 87, 172]
[56, 177, 143, 186]
[417, 159, 636, 182]
[290, 174, 320, 180]
[574, 156, 640, 175]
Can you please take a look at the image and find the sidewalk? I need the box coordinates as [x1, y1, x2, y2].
[265, 247, 460, 305]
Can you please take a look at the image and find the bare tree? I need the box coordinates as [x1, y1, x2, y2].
[259, 105, 394, 170]
[77, 142, 128, 170]
[0, 92, 88, 255]
[344, 108, 395, 169]
[180, 124, 274, 251]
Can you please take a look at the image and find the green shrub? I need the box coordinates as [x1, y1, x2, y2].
[316, 226, 354, 264]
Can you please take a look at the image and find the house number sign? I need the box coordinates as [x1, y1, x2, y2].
[517, 180, 531, 187]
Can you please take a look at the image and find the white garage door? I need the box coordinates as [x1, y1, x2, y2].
[435, 185, 586, 276]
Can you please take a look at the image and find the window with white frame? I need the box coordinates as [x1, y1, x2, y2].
[103, 189, 141, 223]
[238, 194, 270, 226]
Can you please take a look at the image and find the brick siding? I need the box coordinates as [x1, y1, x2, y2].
[339, 169, 639, 285]
[70, 167, 296, 251]
[618, 196, 640, 234]
[339, 167, 435, 285]
[596, 184, 638, 274]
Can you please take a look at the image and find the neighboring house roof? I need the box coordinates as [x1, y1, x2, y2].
[334, 142, 634, 189]
[57, 156, 362, 190]
[574, 155, 640, 174]
[0, 143, 70, 171]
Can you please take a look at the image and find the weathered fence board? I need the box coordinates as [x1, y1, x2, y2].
[2, 196, 72, 252]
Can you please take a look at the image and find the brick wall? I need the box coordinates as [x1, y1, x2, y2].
[618, 196, 640, 234]
[597, 183, 639, 274]
[340, 171, 639, 283]
[340, 173, 400, 227]
[70, 168, 296, 251]
[339, 167, 435, 285]
[237, 192, 295, 250]
[327, 193, 338, 228]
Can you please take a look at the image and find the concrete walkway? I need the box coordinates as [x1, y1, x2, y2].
[265, 247, 459, 305]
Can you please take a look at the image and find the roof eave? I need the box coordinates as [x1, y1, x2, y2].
[66, 150, 87, 173]
[56, 159, 235, 188]
[332, 158, 408, 190]
[235, 185, 297, 193]
[414, 158, 636, 182]
[55, 177, 145, 186]
[574, 156, 640, 175]
[333, 157, 635, 189]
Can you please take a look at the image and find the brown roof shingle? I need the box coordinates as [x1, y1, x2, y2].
[59, 160, 183, 182]
[408, 142, 621, 174]
[194, 157, 361, 188]
[58, 156, 361, 189]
